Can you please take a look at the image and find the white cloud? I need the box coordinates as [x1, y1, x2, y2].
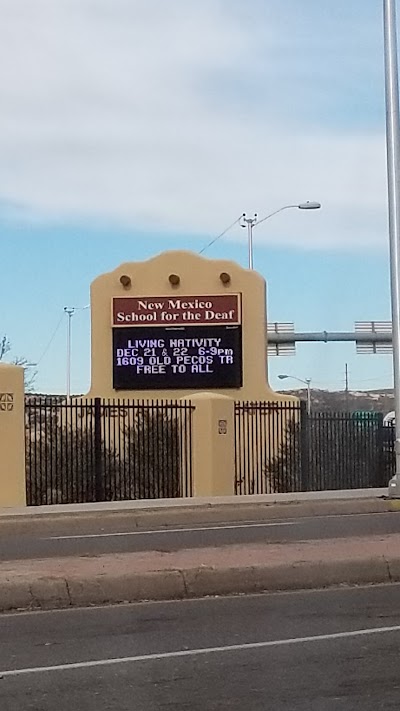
[0, 0, 389, 249]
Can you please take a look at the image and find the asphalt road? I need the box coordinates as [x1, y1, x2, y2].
[0, 510, 399, 560]
[1, 584, 400, 710]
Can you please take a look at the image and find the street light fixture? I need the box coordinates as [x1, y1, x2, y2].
[278, 374, 312, 415]
[241, 201, 321, 270]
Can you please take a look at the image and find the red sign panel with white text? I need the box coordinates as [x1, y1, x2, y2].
[113, 294, 241, 327]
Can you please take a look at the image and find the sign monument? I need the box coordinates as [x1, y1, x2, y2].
[87, 250, 287, 401]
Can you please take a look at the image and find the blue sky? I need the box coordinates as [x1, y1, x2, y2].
[0, 0, 396, 394]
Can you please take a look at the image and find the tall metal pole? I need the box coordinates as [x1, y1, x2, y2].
[241, 214, 257, 269]
[345, 363, 349, 413]
[64, 308, 74, 401]
[384, 0, 400, 496]
[248, 220, 254, 269]
[306, 378, 311, 415]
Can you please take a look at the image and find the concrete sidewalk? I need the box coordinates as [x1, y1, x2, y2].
[1, 533, 400, 612]
[0, 488, 389, 519]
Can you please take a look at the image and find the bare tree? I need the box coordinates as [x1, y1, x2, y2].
[0, 335, 10, 361]
[0, 334, 37, 391]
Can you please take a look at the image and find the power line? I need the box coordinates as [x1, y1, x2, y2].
[35, 304, 90, 369]
[199, 215, 244, 255]
[36, 312, 65, 365]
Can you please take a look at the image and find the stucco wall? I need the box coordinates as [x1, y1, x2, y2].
[88, 250, 293, 402]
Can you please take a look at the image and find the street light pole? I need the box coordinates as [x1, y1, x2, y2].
[241, 214, 257, 269]
[306, 378, 311, 416]
[64, 304, 90, 401]
[64, 308, 74, 401]
[278, 374, 312, 415]
[242, 202, 321, 270]
[384, 0, 400, 497]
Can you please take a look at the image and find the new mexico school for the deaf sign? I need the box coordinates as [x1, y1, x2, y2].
[112, 294, 243, 390]
[112, 294, 241, 326]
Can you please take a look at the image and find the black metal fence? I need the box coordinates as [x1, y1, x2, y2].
[26, 397, 394, 504]
[26, 398, 194, 505]
[235, 401, 394, 495]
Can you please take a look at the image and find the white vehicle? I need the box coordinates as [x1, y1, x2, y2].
[383, 411, 395, 426]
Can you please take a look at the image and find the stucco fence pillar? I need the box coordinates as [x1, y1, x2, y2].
[182, 393, 235, 497]
[0, 364, 26, 507]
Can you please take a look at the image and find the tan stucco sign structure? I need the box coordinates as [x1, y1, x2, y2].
[88, 250, 286, 402]
[0, 250, 293, 508]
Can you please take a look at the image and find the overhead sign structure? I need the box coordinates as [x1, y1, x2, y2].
[112, 294, 242, 390]
[267, 321, 394, 355]
[267, 322, 295, 356]
[355, 321, 392, 354]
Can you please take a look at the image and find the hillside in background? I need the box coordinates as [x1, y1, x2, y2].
[27, 389, 395, 415]
[279, 388, 394, 414]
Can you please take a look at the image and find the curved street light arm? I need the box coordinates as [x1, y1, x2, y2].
[279, 374, 309, 386]
[255, 205, 299, 227]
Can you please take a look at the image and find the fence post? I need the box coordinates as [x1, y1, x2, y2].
[375, 412, 386, 487]
[94, 397, 104, 501]
[182, 393, 235, 497]
[299, 401, 310, 491]
[0, 364, 26, 507]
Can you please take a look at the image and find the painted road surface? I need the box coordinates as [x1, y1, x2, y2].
[0, 510, 399, 560]
[1, 584, 400, 709]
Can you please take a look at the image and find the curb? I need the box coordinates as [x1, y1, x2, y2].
[0, 497, 395, 532]
[0, 489, 389, 521]
[1, 557, 399, 613]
